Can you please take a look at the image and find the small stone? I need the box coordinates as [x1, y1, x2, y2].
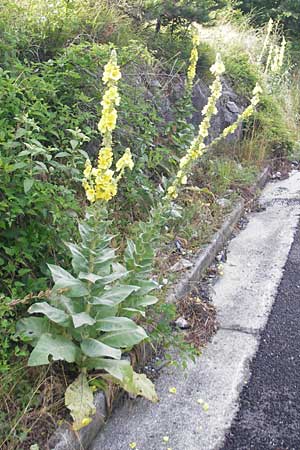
[216, 198, 231, 208]
[175, 317, 190, 329]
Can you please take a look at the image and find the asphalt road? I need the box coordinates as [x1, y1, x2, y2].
[222, 220, 300, 450]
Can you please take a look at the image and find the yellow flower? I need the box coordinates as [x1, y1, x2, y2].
[81, 417, 92, 427]
[168, 387, 177, 394]
[210, 53, 225, 76]
[116, 148, 134, 172]
[180, 175, 187, 185]
[163, 436, 169, 443]
[167, 185, 178, 199]
[101, 86, 121, 108]
[98, 147, 113, 170]
[129, 443, 137, 449]
[98, 108, 117, 134]
[83, 159, 92, 178]
[102, 50, 121, 84]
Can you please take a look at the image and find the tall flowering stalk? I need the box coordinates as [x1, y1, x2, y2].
[264, 43, 274, 74]
[259, 18, 274, 64]
[186, 28, 200, 90]
[82, 49, 134, 203]
[166, 53, 225, 200]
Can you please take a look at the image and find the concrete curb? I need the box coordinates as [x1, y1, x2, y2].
[48, 166, 271, 450]
[167, 165, 271, 303]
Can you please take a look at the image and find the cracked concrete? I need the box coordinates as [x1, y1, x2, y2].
[90, 171, 300, 450]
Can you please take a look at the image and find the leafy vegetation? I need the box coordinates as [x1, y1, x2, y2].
[1, 0, 300, 448]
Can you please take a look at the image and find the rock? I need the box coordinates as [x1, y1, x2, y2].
[170, 258, 193, 272]
[175, 317, 190, 329]
[216, 198, 231, 208]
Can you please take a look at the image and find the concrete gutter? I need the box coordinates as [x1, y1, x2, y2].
[48, 166, 271, 450]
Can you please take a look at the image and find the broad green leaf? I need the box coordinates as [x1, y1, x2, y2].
[93, 305, 118, 318]
[79, 272, 104, 284]
[96, 317, 140, 332]
[122, 307, 146, 318]
[89, 296, 114, 307]
[16, 317, 50, 344]
[72, 312, 96, 328]
[100, 326, 147, 348]
[99, 285, 140, 306]
[132, 280, 158, 295]
[66, 243, 88, 274]
[65, 373, 96, 431]
[86, 358, 133, 382]
[135, 295, 158, 307]
[28, 333, 79, 366]
[112, 370, 158, 403]
[24, 178, 34, 194]
[48, 264, 89, 297]
[28, 302, 69, 326]
[81, 338, 121, 360]
[94, 249, 116, 267]
[100, 271, 130, 284]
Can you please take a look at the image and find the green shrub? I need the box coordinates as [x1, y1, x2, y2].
[224, 52, 260, 97]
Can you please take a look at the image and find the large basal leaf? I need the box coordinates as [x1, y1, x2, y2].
[65, 373, 96, 431]
[16, 317, 50, 344]
[28, 333, 80, 366]
[99, 285, 140, 306]
[131, 280, 158, 295]
[72, 312, 96, 328]
[81, 338, 121, 360]
[96, 316, 142, 332]
[48, 264, 89, 297]
[86, 358, 133, 382]
[28, 302, 69, 326]
[100, 326, 148, 348]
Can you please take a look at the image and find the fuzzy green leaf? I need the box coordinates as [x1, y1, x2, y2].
[81, 338, 121, 359]
[16, 317, 50, 344]
[135, 295, 158, 307]
[99, 285, 140, 306]
[72, 312, 96, 328]
[28, 334, 79, 366]
[100, 326, 147, 348]
[48, 264, 89, 297]
[65, 373, 96, 431]
[86, 358, 133, 382]
[96, 317, 141, 332]
[122, 371, 158, 403]
[66, 243, 88, 274]
[28, 302, 69, 326]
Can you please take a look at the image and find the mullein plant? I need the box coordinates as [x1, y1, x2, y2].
[166, 53, 225, 200]
[17, 50, 158, 432]
[165, 54, 262, 200]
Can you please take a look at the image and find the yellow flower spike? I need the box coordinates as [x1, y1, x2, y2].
[165, 53, 225, 201]
[83, 50, 133, 203]
[102, 49, 121, 84]
[163, 436, 170, 443]
[169, 387, 177, 394]
[186, 28, 200, 89]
